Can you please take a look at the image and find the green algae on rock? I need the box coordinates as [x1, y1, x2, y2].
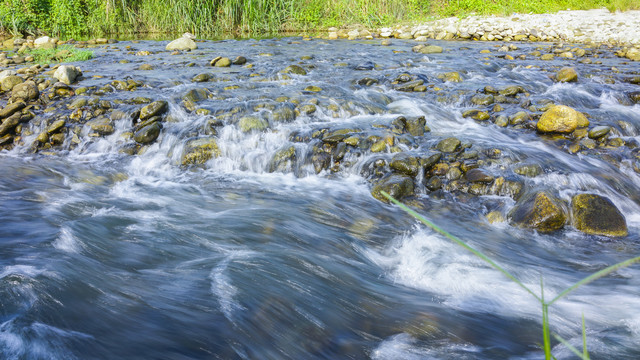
[571, 193, 627, 237]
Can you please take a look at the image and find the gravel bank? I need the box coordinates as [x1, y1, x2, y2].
[330, 8, 640, 45]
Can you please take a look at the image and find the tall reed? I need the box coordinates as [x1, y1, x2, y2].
[381, 191, 640, 360]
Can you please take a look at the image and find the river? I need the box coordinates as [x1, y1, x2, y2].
[1, 37, 639, 359]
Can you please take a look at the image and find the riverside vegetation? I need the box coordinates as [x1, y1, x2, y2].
[1, 0, 639, 37]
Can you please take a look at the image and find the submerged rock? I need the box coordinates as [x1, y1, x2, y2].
[509, 191, 567, 232]
[571, 194, 627, 237]
[238, 116, 268, 133]
[281, 65, 307, 75]
[181, 137, 220, 165]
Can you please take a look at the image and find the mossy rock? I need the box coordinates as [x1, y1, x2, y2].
[238, 116, 268, 133]
[10, 81, 39, 102]
[371, 175, 415, 203]
[140, 100, 168, 120]
[571, 194, 627, 237]
[133, 122, 161, 144]
[86, 117, 114, 135]
[436, 137, 461, 153]
[555, 67, 578, 83]
[181, 137, 220, 165]
[0, 101, 25, 118]
[390, 153, 421, 176]
[272, 107, 296, 122]
[471, 94, 494, 106]
[509, 191, 567, 232]
[536, 105, 580, 133]
[419, 45, 443, 54]
[1, 75, 23, 92]
[405, 116, 427, 137]
[269, 146, 296, 172]
[281, 65, 307, 75]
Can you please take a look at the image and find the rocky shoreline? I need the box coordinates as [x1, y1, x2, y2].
[330, 8, 640, 46]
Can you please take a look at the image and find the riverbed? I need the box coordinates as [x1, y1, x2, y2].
[1, 37, 640, 359]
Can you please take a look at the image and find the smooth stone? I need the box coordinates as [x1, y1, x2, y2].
[537, 105, 580, 133]
[166, 37, 197, 51]
[53, 65, 81, 85]
[436, 137, 461, 152]
[140, 100, 168, 120]
[588, 126, 611, 139]
[0, 101, 25, 118]
[555, 67, 578, 83]
[133, 122, 161, 144]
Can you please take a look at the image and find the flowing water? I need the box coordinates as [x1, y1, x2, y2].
[1, 37, 640, 359]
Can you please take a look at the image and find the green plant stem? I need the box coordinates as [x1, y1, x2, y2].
[553, 333, 590, 360]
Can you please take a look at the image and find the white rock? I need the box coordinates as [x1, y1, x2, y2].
[53, 65, 81, 85]
[166, 37, 197, 51]
[34, 36, 56, 49]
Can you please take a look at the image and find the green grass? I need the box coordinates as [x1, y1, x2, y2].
[381, 191, 640, 360]
[1, 0, 639, 37]
[14, 45, 93, 64]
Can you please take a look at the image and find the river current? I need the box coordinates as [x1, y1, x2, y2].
[1, 37, 640, 359]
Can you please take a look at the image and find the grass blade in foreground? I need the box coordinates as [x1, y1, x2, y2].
[380, 191, 540, 301]
[553, 333, 590, 360]
[548, 255, 640, 305]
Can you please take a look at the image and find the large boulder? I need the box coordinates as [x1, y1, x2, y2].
[371, 175, 415, 203]
[53, 65, 82, 85]
[537, 105, 582, 133]
[10, 81, 39, 102]
[509, 191, 568, 232]
[571, 194, 627, 237]
[166, 36, 197, 51]
[181, 137, 220, 165]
